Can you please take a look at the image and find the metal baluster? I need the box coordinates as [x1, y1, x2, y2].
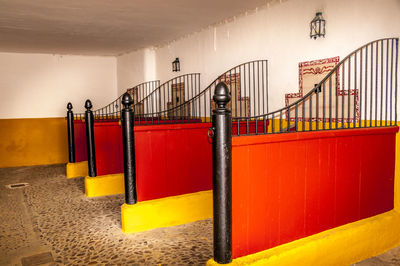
[380, 40, 384, 126]
[310, 92, 313, 131]
[272, 113, 275, 133]
[342, 64, 345, 128]
[359, 49, 363, 128]
[302, 99, 305, 131]
[365, 45, 368, 127]
[295, 105, 298, 132]
[316, 85, 319, 130]
[395, 38, 398, 125]
[323, 80, 326, 129]
[390, 39, 394, 125]
[371, 43, 375, 127]
[348, 57, 351, 127]
[385, 39, 389, 125]
[354, 52, 357, 127]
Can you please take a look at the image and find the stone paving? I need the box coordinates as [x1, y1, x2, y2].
[353, 246, 400, 266]
[2, 164, 400, 265]
[0, 164, 212, 265]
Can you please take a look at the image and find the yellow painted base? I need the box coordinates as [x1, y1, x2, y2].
[207, 210, 400, 266]
[121, 190, 213, 233]
[84, 173, 124, 197]
[66, 161, 88, 178]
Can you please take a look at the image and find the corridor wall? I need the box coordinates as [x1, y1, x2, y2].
[0, 52, 117, 167]
[117, 0, 400, 114]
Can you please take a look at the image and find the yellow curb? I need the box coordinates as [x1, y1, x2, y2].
[66, 161, 88, 178]
[121, 190, 213, 233]
[84, 173, 124, 197]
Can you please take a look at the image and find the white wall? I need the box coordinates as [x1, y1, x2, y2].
[117, 48, 157, 96]
[117, 0, 400, 113]
[0, 52, 117, 119]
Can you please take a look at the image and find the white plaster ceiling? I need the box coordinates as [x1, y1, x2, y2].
[0, 0, 271, 56]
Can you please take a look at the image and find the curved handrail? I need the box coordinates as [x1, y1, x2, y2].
[73, 80, 160, 120]
[133, 73, 201, 117]
[136, 60, 269, 125]
[232, 38, 399, 136]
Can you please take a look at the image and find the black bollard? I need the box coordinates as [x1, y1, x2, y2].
[67, 102, 76, 163]
[121, 93, 137, 204]
[212, 82, 232, 264]
[85, 100, 97, 177]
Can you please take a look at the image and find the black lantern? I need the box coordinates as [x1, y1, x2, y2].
[172, 58, 180, 72]
[310, 12, 326, 39]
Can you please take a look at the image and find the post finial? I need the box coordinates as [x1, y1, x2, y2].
[85, 99, 92, 110]
[213, 82, 231, 109]
[67, 102, 73, 111]
[122, 92, 133, 109]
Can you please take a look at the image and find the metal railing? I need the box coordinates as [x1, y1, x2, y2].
[233, 38, 398, 136]
[73, 80, 160, 120]
[134, 73, 201, 123]
[136, 60, 269, 125]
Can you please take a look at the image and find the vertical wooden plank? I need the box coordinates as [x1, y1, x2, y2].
[165, 128, 190, 197]
[135, 129, 167, 201]
[379, 135, 396, 212]
[185, 127, 213, 192]
[264, 142, 281, 249]
[318, 137, 336, 231]
[93, 123, 124, 176]
[304, 138, 321, 235]
[334, 136, 361, 226]
[278, 139, 306, 245]
[247, 143, 268, 254]
[73, 121, 88, 162]
[360, 134, 395, 218]
[232, 144, 250, 258]
[359, 135, 377, 218]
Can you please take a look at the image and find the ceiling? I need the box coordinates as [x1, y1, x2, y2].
[0, 0, 270, 56]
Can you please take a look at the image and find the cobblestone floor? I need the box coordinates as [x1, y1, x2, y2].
[354, 245, 400, 266]
[0, 164, 213, 265]
[2, 164, 400, 266]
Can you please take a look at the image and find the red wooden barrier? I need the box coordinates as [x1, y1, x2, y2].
[231, 126, 398, 258]
[135, 123, 213, 201]
[91, 121, 212, 200]
[73, 120, 87, 162]
[93, 122, 124, 176]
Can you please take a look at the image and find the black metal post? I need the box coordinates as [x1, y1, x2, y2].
[85, 99, 97, 177]
[212, 82, 232, 264]
[121, 93, 137, 204]
[67, 102, 75, 163]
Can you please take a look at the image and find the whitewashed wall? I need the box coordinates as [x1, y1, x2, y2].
[0, 52, 117, 119]
[117, 0, 400, 113]
[117, 48, 157, 95]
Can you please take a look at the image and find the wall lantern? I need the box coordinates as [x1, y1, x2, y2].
[172, 58, 180, 72]
[310, 12, 326, 39]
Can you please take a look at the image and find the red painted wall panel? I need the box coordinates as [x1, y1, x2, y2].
[89, 121, 212, 200]
[231, 127, 398, 259]
[73, 120, 87, 162]
[135, 123, 213, 201]
[93, 122, 124, 176]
